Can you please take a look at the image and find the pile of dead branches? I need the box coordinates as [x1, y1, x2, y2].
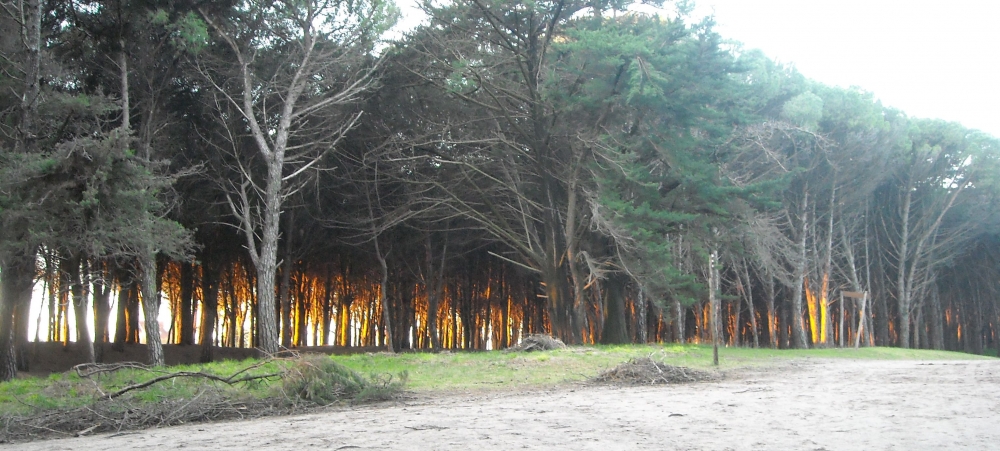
[592, 357, 719, 385]
[505, 334, 566, 352]
[0, 354, 405, 444]
[0, 390, 290, 443]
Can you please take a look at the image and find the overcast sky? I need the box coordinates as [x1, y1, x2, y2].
[394, 1, 1000, 137]
[693, 0, 1000, 137]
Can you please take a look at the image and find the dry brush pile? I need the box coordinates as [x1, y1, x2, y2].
[505, 334, 567, 352]
[592, 357, 720, 385]
[0, 354, 405, 444]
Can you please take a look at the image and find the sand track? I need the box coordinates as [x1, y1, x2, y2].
[8, 359, 1000, 450]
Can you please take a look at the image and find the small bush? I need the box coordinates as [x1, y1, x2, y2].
[281, 355, 406, 405]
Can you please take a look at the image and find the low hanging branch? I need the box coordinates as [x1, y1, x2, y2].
[73, 359, 282, 400]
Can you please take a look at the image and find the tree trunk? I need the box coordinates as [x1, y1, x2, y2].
[179, 262, 196, 345]
[929, 281, 944, 350]
[92, 263, 112, 362]
[199, 258, 220, 363]
[139, 253, 164, 366]
[425, 233, 447, 349]
[763, 276, 778, 348]
[375, 236, 394, 353]
[637, 287, 648, 343]
[710, 249, 720, 365]
[253, 159, 283, 356]
[564, 178, 587, 345]
[820, 178, 837, 347]
[69, 256, 95, 364]
[740, 259, 760, 348]
[897, 188, 913, 348]
[279, 213, 294, 348]
[855, 293, 868, 349]
[0, 254, 34, 381]
[970, 291, 984, 355]
[674, 299, 685, 344]
[838, 292, 845, 348]
[13, 278, 31, 372]
[600, 273, 629, 344]
[321, 264, 334, 346]
[113, 282, 131, 350]
[295, 279, 307, 346]
[790, 190, 810, 349]
[875, 287, 890, 346]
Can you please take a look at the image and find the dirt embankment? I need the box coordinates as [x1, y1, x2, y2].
[9, 358, 999, 450]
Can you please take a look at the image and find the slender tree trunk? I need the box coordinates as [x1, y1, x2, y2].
[839, 292, 845, 348]
[13, 277, 31, 372]
[178, 262, 195, 345]
[295, 278, 307, 346]
[820, 178, 837, 346]
[69, 256, 95, 364]
[46, 256, 57, 342]
[913, 302, 923, 349]
[763, 276, 777, 348]
[897, 189, 913, 348]
[929, 282, 944, 350]
[740, 259, 760, 348]
[564, 175, 587, 345]
[790, 190, 810, 349]
[92, 265, 112, 362]
[710, 249, 720, 365]
[855, 293, 868, 349]
[971, 290, 984, 355]
[139, 253, 164, 366]
[637, 288, 647, 343]
[113, 281, 132, 350]
[200, 258, 220, 363]
[674, 236, 686, 343]
[375, 236, 394, 353]
[0, 254, 34, 381]
[321, 264, 334, 346]
[279, 212, 294, 348]
[425, 233, 447, 349]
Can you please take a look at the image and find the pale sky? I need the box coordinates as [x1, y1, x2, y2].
[694, 0, 1000, 137]
[396, 0, 1000, 137]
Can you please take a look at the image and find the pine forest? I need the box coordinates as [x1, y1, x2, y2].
[2, 0, 1000, 381]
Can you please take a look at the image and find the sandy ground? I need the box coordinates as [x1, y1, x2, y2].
[8, 358, 1000, 450]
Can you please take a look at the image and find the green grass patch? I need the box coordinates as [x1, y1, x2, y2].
[330, 344, 994, 392]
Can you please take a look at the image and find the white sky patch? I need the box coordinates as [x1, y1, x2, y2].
[390, 0, 1000, 137]
[694, 0, 1000, 137]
